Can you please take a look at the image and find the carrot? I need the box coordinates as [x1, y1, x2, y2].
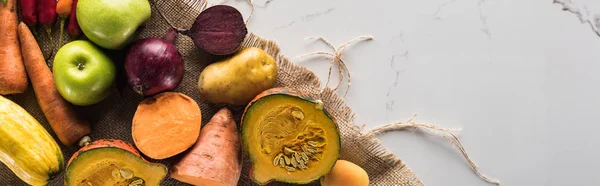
[0, 0, 28, 95]
[56, 0, 71, 46]
[170, 107, 242, 186]
[66, 0, 80, 37]
[37, 0, 56, 40]
[18, 0, 37, 25]
[132, 92, 202, 160]
[17, 22, 91, 146]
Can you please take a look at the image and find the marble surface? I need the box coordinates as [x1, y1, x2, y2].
[217, 0, 600, 185]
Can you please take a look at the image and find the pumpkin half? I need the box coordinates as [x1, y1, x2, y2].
[241, 88, 341, 184]
[65, 139, 167, 186]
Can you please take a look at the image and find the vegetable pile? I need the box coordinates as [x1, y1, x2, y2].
[0, 0, 371, 185]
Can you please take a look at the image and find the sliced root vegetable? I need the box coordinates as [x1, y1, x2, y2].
[132, 92, 202, 159]
[65, 139, 168, 186]
[159, 5, 247, 56]
[171, 107, 242, 186]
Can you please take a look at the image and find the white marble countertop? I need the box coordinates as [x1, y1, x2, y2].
[220, 0, 600, 185]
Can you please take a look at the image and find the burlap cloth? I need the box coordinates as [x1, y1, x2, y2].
[2, 0, 427, 185]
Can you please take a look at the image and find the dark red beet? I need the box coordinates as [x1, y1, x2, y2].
[188, 5, 247, 55]
[67, 0, 81, 37]
[125, 29, 184, 96]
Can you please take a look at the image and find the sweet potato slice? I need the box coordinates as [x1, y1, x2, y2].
[132, 92, 202, 159]
[170, 107, 242, 186]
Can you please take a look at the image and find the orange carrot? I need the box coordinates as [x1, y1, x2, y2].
[17, 22, 91, 146]
[170, 108, 242, 186]
[132, 92, 202, 160]
[0, 0, 28, 95]
[56, 0, 72, 46]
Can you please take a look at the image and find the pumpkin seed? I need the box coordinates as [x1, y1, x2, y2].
[302, 145, 308, 152]
[284, 155, 291, 165]
[299, 162, 308, 169]
[307, 148, 316, 153]
[291, 157, 298, 167]
[128, 178, 144, 186]
[301, 152, 309, 162]
[294, 152, 302, 163]
[284, 147, 295, 156]
[305, 151, 313, 157]
[286, 166, 296, 172]
[308, 141, 317, 147]
[112, 169, 121, 179]
[279, 157, 285, 167]
[291, 109, 304, 120]
[273, 156, 279, 166]
[120, 168, 134, 179]
[315, 100, 324, 110]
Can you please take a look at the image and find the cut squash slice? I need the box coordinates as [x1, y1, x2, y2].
[241, 88, 341, 184]
[65, 139, 167, 186]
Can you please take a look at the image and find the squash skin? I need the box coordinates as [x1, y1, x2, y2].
[241, 87, 341, 185]
[65, 139, 168, 186]
[0, 95, 64, 186]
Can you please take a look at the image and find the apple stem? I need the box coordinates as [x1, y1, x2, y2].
[77, 62, 85, 70]
[162, 28, 178, 44]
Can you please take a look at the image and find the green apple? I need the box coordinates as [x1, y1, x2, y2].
[53, 40, 116, 106]
[76, 0, 151, 50]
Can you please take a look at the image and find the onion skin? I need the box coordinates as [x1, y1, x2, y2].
[125, 29, 184, 96]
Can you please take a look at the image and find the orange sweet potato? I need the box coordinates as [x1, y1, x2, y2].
[170, 107, 242, 186]
[132, 92, 202, 159]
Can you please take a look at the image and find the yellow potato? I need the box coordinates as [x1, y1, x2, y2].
[320, 160, 369, 186]
[198, 47, 277, 105]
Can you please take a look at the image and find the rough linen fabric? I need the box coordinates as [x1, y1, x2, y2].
[2, 0, 423, 185]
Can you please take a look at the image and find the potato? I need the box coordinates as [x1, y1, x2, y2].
[320, 160, 369, 186]
[198, 47, 277, 105]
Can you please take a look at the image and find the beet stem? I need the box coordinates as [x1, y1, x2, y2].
[162, 28, 178, 44]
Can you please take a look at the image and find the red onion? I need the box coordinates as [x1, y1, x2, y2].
[125, 28, 184, 96]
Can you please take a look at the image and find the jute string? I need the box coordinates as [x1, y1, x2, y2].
[365, 115, 501, 185]
[297, 36, 373, 97]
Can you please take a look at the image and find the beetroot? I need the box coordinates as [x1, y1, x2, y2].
[125, 29, 184, 96]
[186, 5, 247, 55]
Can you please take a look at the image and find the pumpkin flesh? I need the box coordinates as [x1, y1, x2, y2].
[65, 140, 167, 186]
[242, 92, 340, 184]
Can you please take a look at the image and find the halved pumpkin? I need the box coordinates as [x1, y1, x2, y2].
[241, 88, 341, 184]
[65, 139, 167, 186]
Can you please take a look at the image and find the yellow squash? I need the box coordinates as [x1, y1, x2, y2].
[0, 95, 64, 185]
